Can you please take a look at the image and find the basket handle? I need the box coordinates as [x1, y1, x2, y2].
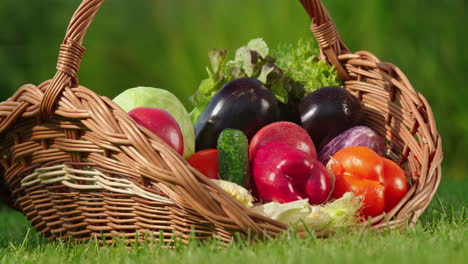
[40, 0, 105, 119]
[299, 0, 351, 80]
[40, 0, 349, 119]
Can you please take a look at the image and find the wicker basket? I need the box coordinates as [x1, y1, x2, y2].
[0, 0, 442, 245]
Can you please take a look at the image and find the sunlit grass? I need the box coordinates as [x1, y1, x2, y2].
[0, 179, 465, 264]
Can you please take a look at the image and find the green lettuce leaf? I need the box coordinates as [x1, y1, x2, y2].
[273, 38, 342, 94]
[247, 38, 269, 58]
[189, 37, 341, 124]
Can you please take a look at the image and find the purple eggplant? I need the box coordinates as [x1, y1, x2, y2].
[299, 86, 363, 150]
[195, 78, 279, 151]
[318, 126, 386, 165]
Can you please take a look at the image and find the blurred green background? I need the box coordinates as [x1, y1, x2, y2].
[0, 0, 466, 180]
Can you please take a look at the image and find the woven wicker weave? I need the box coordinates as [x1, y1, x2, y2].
[0, 0, 442, 245]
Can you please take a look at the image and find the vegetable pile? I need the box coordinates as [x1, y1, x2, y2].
[112, 38, 409, 234]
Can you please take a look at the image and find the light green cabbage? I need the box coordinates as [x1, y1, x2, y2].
[113, 87, 195, 158]
[251, 192, 362, 232]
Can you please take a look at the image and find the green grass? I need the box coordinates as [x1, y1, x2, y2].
[0, 179, 466, 264]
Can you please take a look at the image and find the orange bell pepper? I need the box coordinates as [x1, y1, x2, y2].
[329, 146, 408, 219]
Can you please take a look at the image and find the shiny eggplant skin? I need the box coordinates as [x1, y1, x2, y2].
[195, 78, 279, 151]
[299, 86, 363, 151]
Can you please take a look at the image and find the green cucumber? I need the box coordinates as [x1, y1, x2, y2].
[217, 129, 249, 186]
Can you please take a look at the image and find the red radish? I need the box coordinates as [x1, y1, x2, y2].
[129, 107, 184, 155]
[249, 121, 317, 160]
[252, 141, 331, 204]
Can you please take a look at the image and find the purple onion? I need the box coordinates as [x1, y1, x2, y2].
[318, 126, 386, 165]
